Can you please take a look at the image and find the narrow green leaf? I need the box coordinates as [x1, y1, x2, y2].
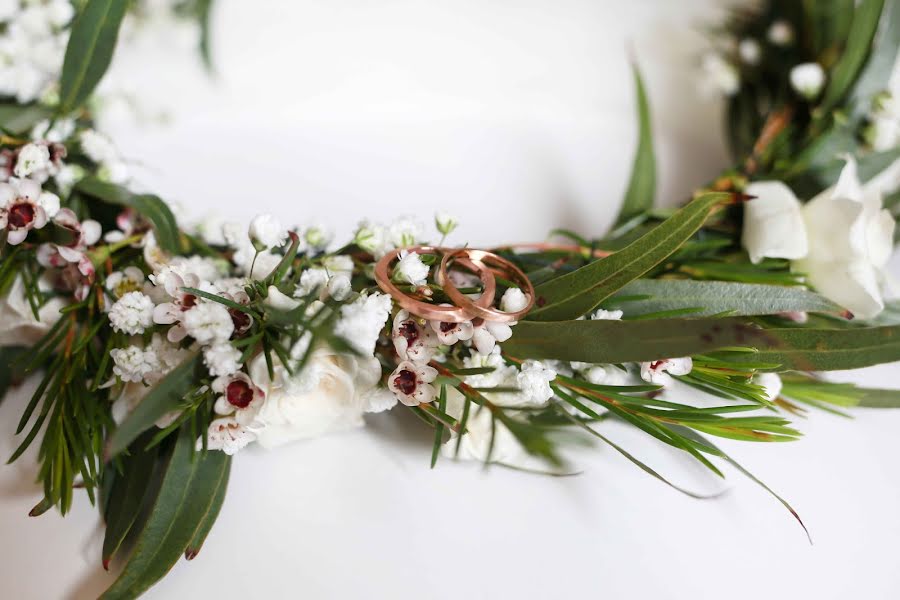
[75, 177, 181, 253]
[819, 0, 886, 113]
[614, 61, 656, 226]
[0, 104, 53, 135]
[100, 428, 231, 600]
[528, 192, 732, 321]
[185, 456, 230, 560]
[102, 434, 160, 569]
[106, 355, 199, 459]
[58, 0, 128, 115]
[850, 0, 900, 114]
[609, 279, 844, 318]
[0, 346, 27, 400]
[854, 387, 900, 408]
[197, 0, 215, 71]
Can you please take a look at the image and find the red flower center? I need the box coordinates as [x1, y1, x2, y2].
[230, 308, 251, 333]
[398, 321, 419, 345]
[439, 322, 456, 333]
[393, 369, 418, 395]
[8, 202, 35, 228]
[181, 294, 197, 310]
[226, 380, 255, 408]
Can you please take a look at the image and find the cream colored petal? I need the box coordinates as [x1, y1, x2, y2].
[742, 181, 808, 263]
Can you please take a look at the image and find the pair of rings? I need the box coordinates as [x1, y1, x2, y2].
[373, 246, 534, 323]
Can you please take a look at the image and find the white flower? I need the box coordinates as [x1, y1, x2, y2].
[265, 285, 301, 311]
[105, 266, 145, 299]
[790, 63, 826, 100]
[249, 347, 382, 447]
[742, 181, 809, 263]
[0, 0, 20, 21]
[296, 267, 330, 298]
[388, 360, 439, 406]
[429, 309, 474, 345]
[202, 417, 257, 455]
[333, 292, 392, 355]
[755, 372, 783, 402]
[146, 333, 189, 384]
[108, 291, 155, 335]
[249, 214, 287, 249]
[79, 130, 119, 164]
[471, 320, 513, 355]
[204, 343, 242, 377]
[182, 301, 234, 344]
[0, 177, 55, 244]
[590, 308, 623, 320]
[640, 357, 693, 386]
[327, 274, 352, 301]
[767, 20, 793, 46]
[738, 38, 761, 65]
[323, 254, 354, 276]
[700, 53, 739, 97]
[393, 309, 439, 363]
[584, 364, 630, 386]
[111, 345, 160, 383]
[395, 249, 429, 286]
[435, 211, 458, 236]
[304, 224, 333, 250]
[505, 360, 556, 408]
[462, 347, 516, 389]
[794, 157, 895, 318]
[389, 217, 424, 247]
[0, 275, 65, 347]
[14, 143, 50, 178]
[500, 287, 529, 313]
[212, 371, 264, 425]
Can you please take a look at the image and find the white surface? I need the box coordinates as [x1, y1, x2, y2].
[3, 1, 900, 599]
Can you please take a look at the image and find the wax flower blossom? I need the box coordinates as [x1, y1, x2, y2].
[389, 360, 439, 406]
[105, 266, 146, 300]
[640, 357, 693, 386]
[393, 309, 439, 363]
[212, 371, 265, 425]
[0, 176, 59, 244]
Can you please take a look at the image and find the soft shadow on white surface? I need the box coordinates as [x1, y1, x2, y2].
[3, 1, 900, 599]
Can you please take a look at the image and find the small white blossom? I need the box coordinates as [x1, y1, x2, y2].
[508, 360, 557, 408]
[323, 254, 354, 275]
[389, 217, 424, 247]
[738, 38, 761, 65]
[471, 320, 513, 355]
[435, 211, 458, 236]
[640, 357, 693, 386]
[211, 371, 264, 425]
[755, 372, 783, 402]
[108, 291, 155, 335]
[79, 130, 119, 164]
[429, 310, 474, 345]
[105, 266, 145, 299]
[296, 268, 330, 298]
[249, 214, 287, 249]
[394, 249, 429, 286]
[790, 63, 826, 100]
[462, 347, 516, 389]
[767, 20, 793, 46]
[388, 360, 439, 406]
[201, 417, 257, 455]
[304, 224, 333, 250]
[700, 53, 739, 97]
[393, 309, 439, 363]
[334, 292, 392, 355]
[111, 345, 160, 383]
[182, 301, 234, 344]
[204, 343, 243, 377]
[14, 143, 50, 178]
[353, 221, 391, 256]
[327, 274, 352, 301]
[500, 287, 529, 313]
[265, 285, 301, 311]
[584, 364, 629, 386]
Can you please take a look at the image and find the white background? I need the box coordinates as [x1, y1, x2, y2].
[3, 1, 900, 598]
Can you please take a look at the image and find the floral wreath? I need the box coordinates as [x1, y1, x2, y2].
[2, 1, 900, 598]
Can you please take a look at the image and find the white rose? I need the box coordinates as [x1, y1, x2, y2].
[0, 276, 65, 347]
[249, 347, 382, 448]
[742, 157, 896, 319]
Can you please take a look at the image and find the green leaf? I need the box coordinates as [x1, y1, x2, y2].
[609, 279, 844, 318]
[0, 104, 53, 135]
[58, 0, 128, 115]
[106, 355, 199, 459]
[850, 0, 900, 115]
[614, 61, 656, 226]
[819, 0, 886, 113]
[75, 177, 182, 254]
[528, 192, 732, 321]
[102, 433, 160, 570]
[854, 387, 900, 408]
[100, 427, 231, 600]
[507, 318, 900, 371]
[184, 462, 229, 560]
[0, 346, 27, 400]
[197, 0, 215, 71]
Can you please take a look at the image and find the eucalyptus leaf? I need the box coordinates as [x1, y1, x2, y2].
[0, 104, 53, 135]
[614, 61, 656, 226]
[819, 0, 886, 113]
[106, 355, 199, 459]
[609, 279, 844, 318]
[75, 177, 182, 253]
[100, 427, 231, 600]
[527, 192, 733, 321]
[58, 0, 128, 115]
[102, 433, 160, 569]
